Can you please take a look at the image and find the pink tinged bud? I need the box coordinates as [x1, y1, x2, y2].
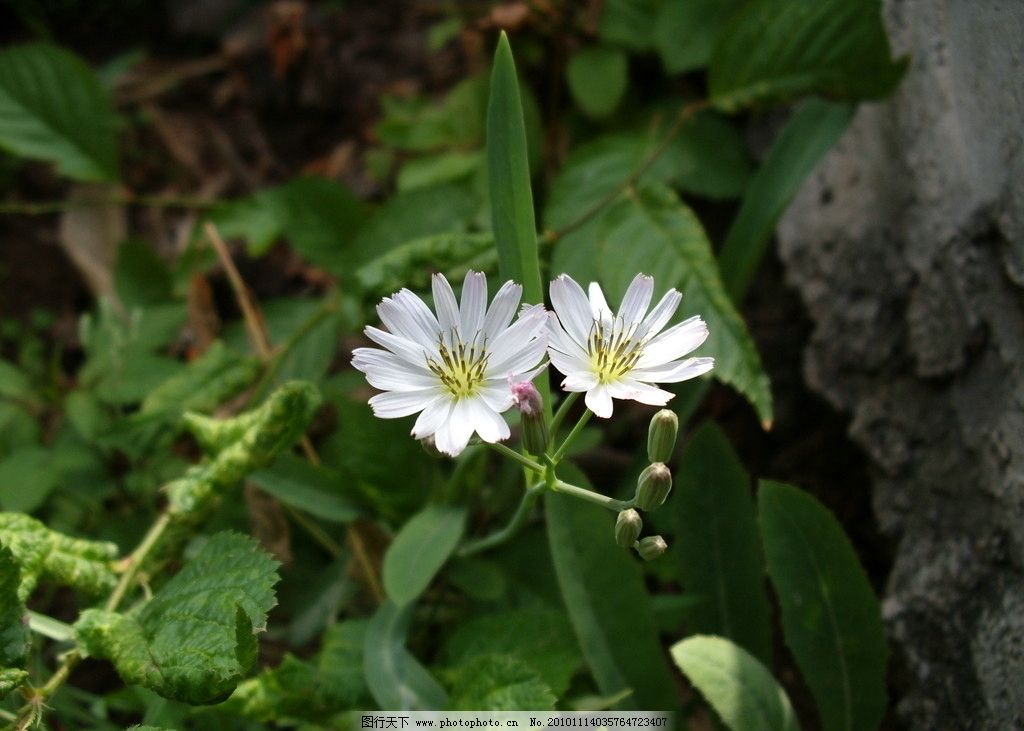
[509, 378, 548, 455]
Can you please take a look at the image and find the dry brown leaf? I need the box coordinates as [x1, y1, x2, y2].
[58, 183, 127, 303]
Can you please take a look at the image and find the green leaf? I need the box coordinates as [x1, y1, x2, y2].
[114, 239, 172, 308]
[440, 607, 581, 697]
[671, 635, 800, 731]
[249, 454, 359, 523]
[0, 358, 36, 405]
[655, 0, 745, 74]
[383, 504, 466, 607]
[209, 176, 370, 269]
[0, 446, 62, 513]
[675, 423, 772, 663]
[397, 150, 482, 192]
[486, 33, 543, 310]
[75, 532, 280, 705]
[546, 466, 676, 710]
[0, 545, 29, 667]
[376, 76, 488, 153]
[356, 232, 497, 300]
[758, 481, 887, 731]
[363, 600, 448, 711]
[718, 98, 854, 301]
[0, 512, 118, 600]
[0, 667, 27, 698]
[598, 0, 661, 52]
[447, 655, 556, 711]
[444, 557, 506, 602]
[597, 184, 772, 426]
[566, 47, 628, 119]
[709, 0, 907, 111]
[0, 44, 118, 181]
[141, 342, 259, 416]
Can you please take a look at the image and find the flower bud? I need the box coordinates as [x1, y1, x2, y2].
[647, 409, 678, 464]
[615, 509, 643, 548]
[636, 535, 668, 561]
[420, 434, 444, 458]
[635, 462, 673, 511]
[510, 379, 549, 455]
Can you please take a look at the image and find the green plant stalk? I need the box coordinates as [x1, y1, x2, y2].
[488, 442, 545, 474]
[550, 408, 593, 463]
[26, 612, 76, 642]
[549, 391, 579, 438]
[552, 479, 633, 513]
[456, 483, 545, 558]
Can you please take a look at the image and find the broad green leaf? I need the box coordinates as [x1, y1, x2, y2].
[223, 619, 371, 722]
[0, 44, 118, 181]
[0, 358, 36, 404]
[718, 98, 854, 301]
[271, 307, 344, 386]
[444, 556, 506, 602]
[398, 151, 482, 192]
[486, 33, 543, 310]
[709, 0, 907, 111]
[671, 635, 800, 731]
[356, 232, 497, 300]
[675, 423, 772, 663]
[598, 0, 661, 52]
[75, 532, 280, 705]
[655, 0, 744, 74]
[209, 177, 369, 269]
[249, 454, 359, 523]
[383, 504, 466, 607]
[597, 184, 772, 425]
[363, 600, 448, 711]
[114, 239, 172, 308]
[546, 466, 677, 710]
[140, 341, 259, 416]
[440, 607, 581, 697]
[376, 76, 488, 153]
[0, 512, 118, 600]
[566, 47, 628, 119]
[0, 545, 29, 667]
[758, 481, 887, 731]
[0, 446, 62, 513]
[446, 655, 556, 711]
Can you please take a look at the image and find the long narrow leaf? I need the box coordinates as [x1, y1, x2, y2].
[718, 98, 854, 301]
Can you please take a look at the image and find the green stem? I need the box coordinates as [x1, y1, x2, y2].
[550, 409, 593, 463]
[283, 505, 344, 558]
[552, 479, 633, 513]
[549, 391, 579, 438]
[457, 483, 544, 557]
[26, 612, 75, 643]
[105, 512, 171, 612]
[488, 442, 544, 473]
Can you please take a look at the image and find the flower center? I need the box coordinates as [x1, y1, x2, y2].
[426, 332, 489, 399]
[587, 319, 644, 384]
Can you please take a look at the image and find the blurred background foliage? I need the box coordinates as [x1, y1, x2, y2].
[0, 1, 906, 729]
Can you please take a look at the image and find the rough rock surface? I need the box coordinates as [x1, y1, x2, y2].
[775, 1, 1024, 728]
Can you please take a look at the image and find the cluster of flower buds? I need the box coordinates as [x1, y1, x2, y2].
[614, 409, 678, 560]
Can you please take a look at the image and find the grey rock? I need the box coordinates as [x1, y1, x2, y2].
[776, 1, 1024, 727]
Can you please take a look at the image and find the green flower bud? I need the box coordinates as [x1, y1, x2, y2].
[615, 509, 643, 548]
[636, 535, 668, 561]
[647, 409, 678, 464]
[635, 462, 673, 511]
[511, 380, 549, 456]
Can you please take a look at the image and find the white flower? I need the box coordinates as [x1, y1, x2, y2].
[352, 271, 548, 457]
[547, 273, 714, 418]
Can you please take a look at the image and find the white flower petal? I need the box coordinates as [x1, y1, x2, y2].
[587, 282, 613, 327]
[432, 273, 461, 341]
[549, 348, 589, 378]
[364, 326, 434, 366]
[411, 395, 453, 438]
[585, 384, 614, 418]
[460, 271, 487, 339]
[467, 398, 510, 443]
[392, 290, 443, 347]
[619, 274, 654, 325]
[487, 335, 548, 379]
[435, 399, 475, 456]
[546, 313, 589, 359]
[378, 297, 435, 349]
[482, 280, 522, 340]
[368, 390, 435, 418]
[479, 381, 515, 413]
[640, 289, 682, 338]
[632, 357, 715, 383]
[487, 304, 548, 366]
[637, 316, 709, 368]
[549, 274, 593, 345]
[562, 372, 599, 391]
[607, 379, 674, 406]
[351, 348, 440, 391]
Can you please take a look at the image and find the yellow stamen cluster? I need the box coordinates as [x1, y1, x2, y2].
[587, 318, 644, 383]
[427, 332, 489, 398]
